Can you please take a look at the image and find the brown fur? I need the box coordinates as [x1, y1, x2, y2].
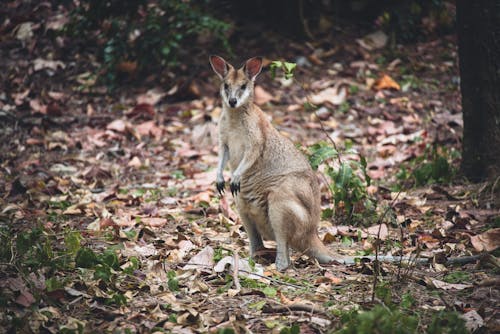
[210, 55, 333, 270]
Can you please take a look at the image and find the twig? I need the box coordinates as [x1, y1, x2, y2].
[232, 252, 241, 290]
[175, 262, 304, 289]
[293, 77, 343, 166]
[262, 303, 329, 317]
[372, 190, 402, 302]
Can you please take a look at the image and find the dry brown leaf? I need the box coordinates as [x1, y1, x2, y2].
[374, 74, 400, 91]
[106, 119, 129, 133]
[213, 256, 264, 280]
[254, 85, 273, 105]
[30, 99, 47, 115]
[461, 310, 484, 333]
[127, 156, 142, 168]
[470, 228, 500, 252]
[310, 83, 347, 106]
[365, 224, 389, 240]
[15, 290, 36, 307]
[183, 246, 214, 272]
[136, 88, 165, 105]
[356, 30, 388, 50]
[141, 217, 167, 227]
[426, 278, 472, 290]
[33, 58, 65, 72]
[115, 61, 137, 74]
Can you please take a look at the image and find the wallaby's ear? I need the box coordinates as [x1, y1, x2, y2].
[209, 55, 229, 79]
[244, 57, 263, 81]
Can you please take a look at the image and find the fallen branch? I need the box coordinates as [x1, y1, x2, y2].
[262, 303, 329, 317]
[338, 254, 485, 266]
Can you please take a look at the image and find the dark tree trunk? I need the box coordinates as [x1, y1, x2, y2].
[457, 0, 500, 181]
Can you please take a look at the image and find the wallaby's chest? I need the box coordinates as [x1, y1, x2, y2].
[219, 112, 251, 171]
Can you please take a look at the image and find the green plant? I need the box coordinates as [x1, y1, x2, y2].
[270, 59, 376, 225]
[0, 222, 143, 312]
[269, 60, 297, 80]
[397, 144, 458, 187]
[308, 141, 376, 225]
[66, 0, 230, 85]
[335, 305, 419, 334]
[427, 311, 467, 334]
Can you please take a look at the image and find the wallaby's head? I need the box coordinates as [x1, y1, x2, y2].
[209, 55, 263, 109]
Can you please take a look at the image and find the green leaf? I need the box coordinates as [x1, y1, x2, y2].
[45, 277, 64, 292]
[321, 208, 334, 219]
[249, 300, 266, 310]
[167, 270, 179, 291]
[336, 163, 353, 188]
[94, 264, 112, 282]
[283, 62, 296, 73]
[75, 248, 98, 269]
[308, 143, 337, 170]
[99, 250, 119, 269]
[262, 286, 277, 297]
[64, 231, 82, 255]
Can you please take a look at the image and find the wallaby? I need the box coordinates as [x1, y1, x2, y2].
[209, 55, 334, 271]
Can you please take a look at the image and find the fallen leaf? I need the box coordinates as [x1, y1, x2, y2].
[29, 99, 47, 115]
[374, 74, 400, 91]
[470, 228, 500, 252]
[141, 217, 167, 227]
[106, 119, 129, 133]
[254, 85, 273, 105]
[33, 58, 65, 72]
[137, 88, 166, 106]
[15, 289, 36, 307]
[461, 310, 484, 332]
[356, 30, 388, 50]
[183, 246, 214, 272]
[213, 256, 265, 280]
[122, 241, 158, 257]
[128, 156, 142, 168]
[365, 224, 389, 240]
[426, 278, 472, 290]
[13, 22, 36, 41]
[310, 83, 347, 106]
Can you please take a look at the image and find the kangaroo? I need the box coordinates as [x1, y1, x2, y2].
[209, 55, 333, 271]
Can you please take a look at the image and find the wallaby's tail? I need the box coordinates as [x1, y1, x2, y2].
[307, 234, 334, 264]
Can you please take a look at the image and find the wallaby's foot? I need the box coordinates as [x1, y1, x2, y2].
[275, 252, 291, 271]
[216, 180, 225, 195]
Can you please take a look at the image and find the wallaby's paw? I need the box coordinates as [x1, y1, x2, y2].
[230, 181, 240, 196]
[216, 180, 225, 195]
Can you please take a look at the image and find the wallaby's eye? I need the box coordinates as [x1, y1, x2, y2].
[224, 83, 229, 90]
[241, 84, 247, 90]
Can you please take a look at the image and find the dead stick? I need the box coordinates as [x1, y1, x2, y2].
[233, 252, 241, 290]
[372, 190, 402, 302]
[262, 303, 329, 317]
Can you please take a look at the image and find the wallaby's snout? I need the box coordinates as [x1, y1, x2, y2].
[228, 98, 237, 108]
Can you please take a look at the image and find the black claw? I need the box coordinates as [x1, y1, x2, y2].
[230, 182, 240, 196]
[216, 181, 225, 195]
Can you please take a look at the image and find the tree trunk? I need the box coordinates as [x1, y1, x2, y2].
[457, 0, 500, 181]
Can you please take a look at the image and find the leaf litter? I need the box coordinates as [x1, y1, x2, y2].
[0, 3, 499, 333]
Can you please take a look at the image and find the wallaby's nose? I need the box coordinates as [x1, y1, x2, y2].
[229, 98, 237, 107]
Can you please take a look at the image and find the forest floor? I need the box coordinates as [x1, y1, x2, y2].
[0, 2, 499, 334]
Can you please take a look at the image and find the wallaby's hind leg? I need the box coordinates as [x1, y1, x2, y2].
[238, 211, 265, 257]
[267, 195, 293, 271]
